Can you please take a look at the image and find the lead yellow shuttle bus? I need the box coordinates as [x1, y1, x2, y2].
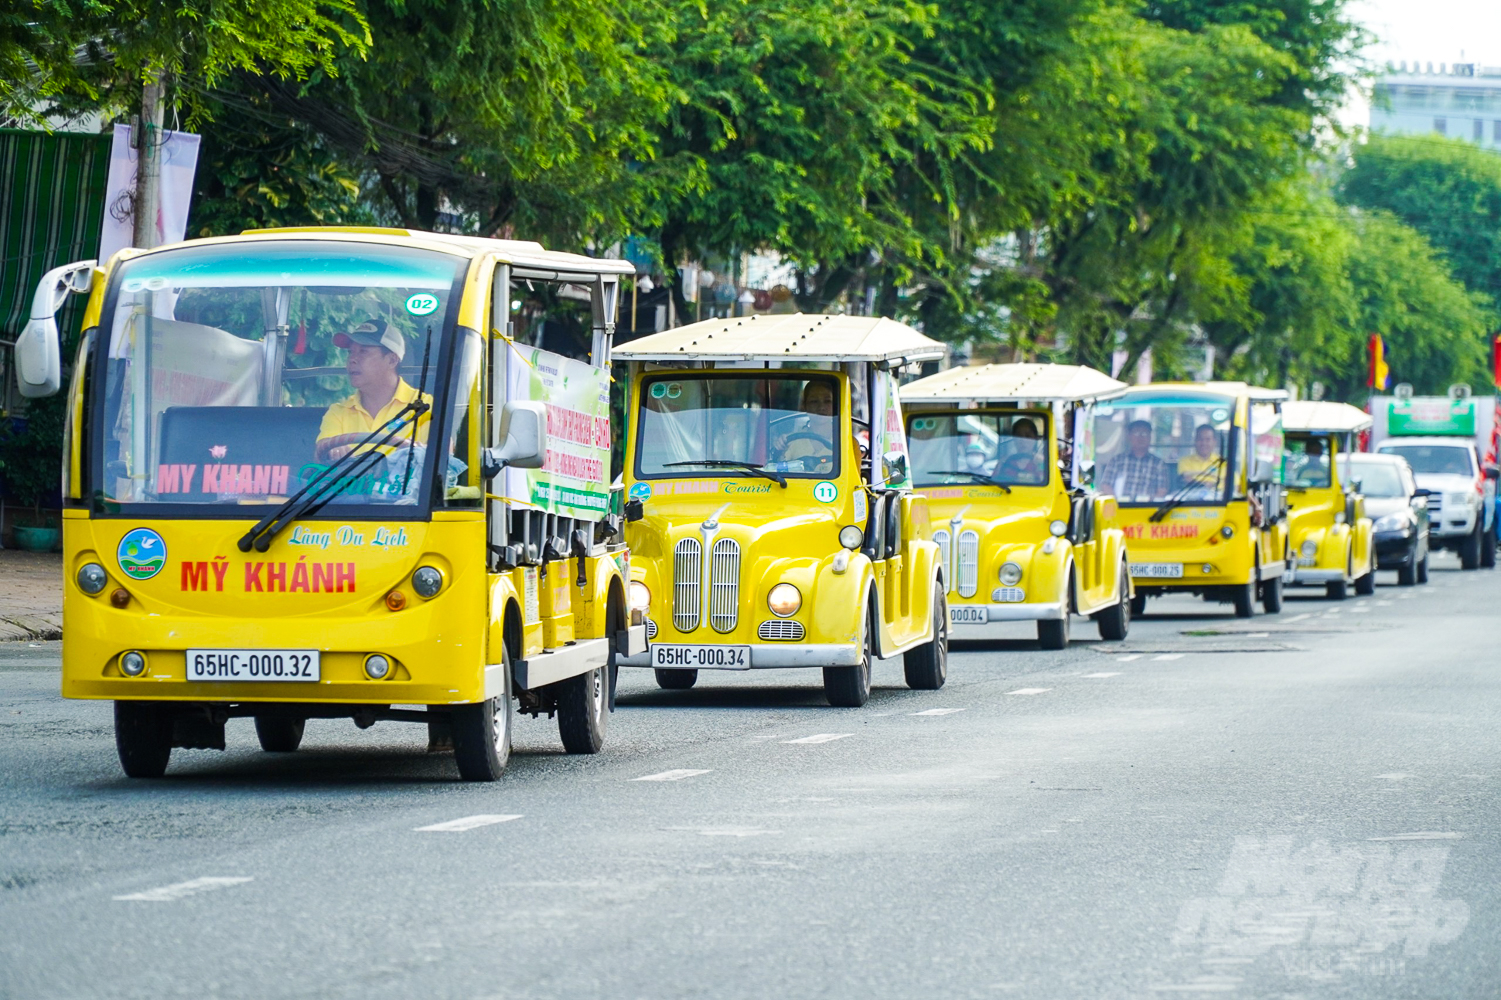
[14, 227, 644, 780]
[900, 363, 1134, 648]
[613, 314, 949, 707]
[1280, 400, 1376, 599]
[1087, 383, 1290, 618]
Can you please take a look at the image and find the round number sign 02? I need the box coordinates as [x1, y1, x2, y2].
[813, 481, 839, 504]
[405, 293, 440, 316]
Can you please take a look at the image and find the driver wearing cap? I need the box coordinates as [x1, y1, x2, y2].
[315, 318, 432, 463]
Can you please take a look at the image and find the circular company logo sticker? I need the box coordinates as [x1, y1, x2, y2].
[628, 482, 653, 500]
[405, 293, 440, 316]
[650, 382, 667, 399]
[813, 481, 839, 503]
[117, 528, 167, 581]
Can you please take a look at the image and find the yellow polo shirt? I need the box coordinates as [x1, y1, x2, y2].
[316, 379, 432, 455]
[1176, 452, 1225, 490]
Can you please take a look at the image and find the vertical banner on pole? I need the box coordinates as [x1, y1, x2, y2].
[98, 124, 201, 261]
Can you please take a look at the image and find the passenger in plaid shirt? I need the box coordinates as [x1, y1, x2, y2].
[1098, 420, 1171, 499]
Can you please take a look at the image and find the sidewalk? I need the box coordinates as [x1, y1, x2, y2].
[0, 549, 63, 641]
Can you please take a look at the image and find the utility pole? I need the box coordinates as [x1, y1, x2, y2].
[131, 72, 165, 249]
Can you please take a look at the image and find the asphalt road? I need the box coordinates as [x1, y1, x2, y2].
[2, 557, 1498, 999]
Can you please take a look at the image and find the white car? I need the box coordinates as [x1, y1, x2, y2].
[1375, 437, 1497, 569]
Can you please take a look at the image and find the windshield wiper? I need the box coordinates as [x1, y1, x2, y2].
[926, 470, 1011, 491]
[663, 460, 787, 488]
[1149, 457, 1224, 522]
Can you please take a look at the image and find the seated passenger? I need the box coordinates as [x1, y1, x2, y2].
[1098, 420, 1171, 498]
[1175, 424, 1225, 494]
[771, 381, 838, 473]
[994, 418, 1048, 485]
[1290, 438, 1331, 487]
[315, 320, 432, 464]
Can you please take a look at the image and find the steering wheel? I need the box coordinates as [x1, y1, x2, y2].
[781, 431, 835, 450]
[998, 454, 1036, 479]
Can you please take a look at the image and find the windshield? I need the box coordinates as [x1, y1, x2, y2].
[91, 241, 469, 513]
[1283, 436, 1332, 488]
[908, 411, 1050, 487]
[1088, 392, 1237, 503]
[1339, 458, 1407, 497]
[634, 374, 843, 479]
[1379, 444, 1475, 477]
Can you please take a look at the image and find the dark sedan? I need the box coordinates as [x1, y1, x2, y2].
[1339, 453, 1430, 585]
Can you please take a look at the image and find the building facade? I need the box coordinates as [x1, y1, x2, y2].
[1371, 62, 1501, 148]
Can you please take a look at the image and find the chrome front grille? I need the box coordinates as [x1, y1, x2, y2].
[1427, 494, 1443, 514]
[957, 530, 980, 598]
[933, 529, 952, 590]
[993, 587, 1025, 603]
[673, 538, 702, 632]
[758, 619, 805, 641]
[709, 538, 741, 633]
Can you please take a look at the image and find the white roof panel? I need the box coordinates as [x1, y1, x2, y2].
[901, 363, 1126, 404]
[1282, 400, 1373, 433]
[612, 314, 947, 364]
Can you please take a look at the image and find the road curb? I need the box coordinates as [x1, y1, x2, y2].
[0, 614, 62, 642]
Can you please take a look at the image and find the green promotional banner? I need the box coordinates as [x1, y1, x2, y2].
[502, 343, 612, 521]
[1387, 399, 1475, 436]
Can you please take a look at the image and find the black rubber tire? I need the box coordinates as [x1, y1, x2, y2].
[558, 663, 609, 754]
[1130, 592, 1148, 617]
[1326, 577, 1348, 600]
[654, 669, 698, 690]
[1460, 522, 1481, 569]
[1038, 613, 1071, 650]
[824, 607, 875, 707]
[1483, 525, 1497, 568]
[1354, 568, 1376, 595]
[1417, 550, 1430, 583]
[1096, 565, 1131, 641]
[903, 584, 948, 690]
[1261, 572, 1284, 613]
[1232, 577, 1256, 618]
[1397, 554, 1417, 586]
[451, 649, 512, 781]
[254, 716, 305, 752]
[114, 701, 173, 778]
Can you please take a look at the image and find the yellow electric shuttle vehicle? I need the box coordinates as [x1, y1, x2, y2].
[1280, 400, 1376, 599]
[1088, 383, 1290, 618]
[613, 314, 949, 707]
[900, 363, 1134, 648]
[14, 227, 645, 780]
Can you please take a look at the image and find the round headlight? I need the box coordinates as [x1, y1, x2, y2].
[120, 651, 146, 677]
[411, 566, 443, 598]
[1049, 520, 1068, 537]
[1220, 524, 1234, 538]
[838, 525, 864, 550]
[77, 562, 108, 595]
[364, 654, 391, 680]
[629, 581, 651, 612]
[1301, 540, 1317, 558]
[999, 562, 1023, 586]
[768, 583, 802, 617]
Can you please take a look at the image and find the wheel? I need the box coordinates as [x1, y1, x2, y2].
[1354, 566, 1376, 595]
[1417, 549, 1429, 583]
[1130, 592, 1148, 617]
[1483, 525, 1497, 568]
[557, 663, 609, 754]
[1261, 572, 1284, 613]
[1326, 578, 1348, 600]
[254, 716, 305, 752]
[1038, 613, 1071, 650]
[1232, 577, 1256, 618]
[114, 701, 173, 778]
[1096, 565, 1131, 641]
[654, 669, 698, 690]
[903, 583, 949, 690]
[1460, 522, 1481, 569]
[451, 649, 513, 781]
[1397, 554, 1417, 586]
[824, 606, 874, 707]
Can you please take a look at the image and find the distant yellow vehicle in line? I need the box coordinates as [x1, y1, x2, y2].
[615, 314, 949, 706]
[1281, 400, 1376, 599]
[901, 363, 1134, 648]
[1088, 383, 1290, 618]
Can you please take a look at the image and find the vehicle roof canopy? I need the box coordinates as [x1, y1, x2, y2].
[1282, 400, 1373, 434]
[611, 314, 947, 365]
[1115, 381, 1289, 403]
[901, 363, 1126, 405]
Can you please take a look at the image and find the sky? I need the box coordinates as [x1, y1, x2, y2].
[1344, 0, 1501, 125]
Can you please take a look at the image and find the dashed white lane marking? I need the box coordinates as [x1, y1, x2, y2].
[632, 769, 712, 782]
[1241, 632, 1269, 638]
[1283, 613, 1312, 622]
[114, 877, 252, 902]
[1367, 831, 1464, 841]
[415, 814, 523, 832]
[671, 827, 780, 838]
[1149, 977, 1243, 993]
[1117, 654, 1143, 662]
[1398, 592, 1415, 599]
[1153, 654, 1184, 661]
[911, 708, 966, 716]
[1082, 672, 1121, 678]
[783, 733, 853, 744]
[1349, 607, 1371, 613]
[1009, 688, 1051, 695]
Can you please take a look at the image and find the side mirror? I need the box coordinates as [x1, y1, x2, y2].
[624, 499, 645, 522]
[481, 400, 547, 476]
[1250, 458, 1275, 484]
[16, 260, 94, 398]
[881, 451, 908, 484]
[1413, 487, 1433, 497]
[1486, 466, 1499, 481]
